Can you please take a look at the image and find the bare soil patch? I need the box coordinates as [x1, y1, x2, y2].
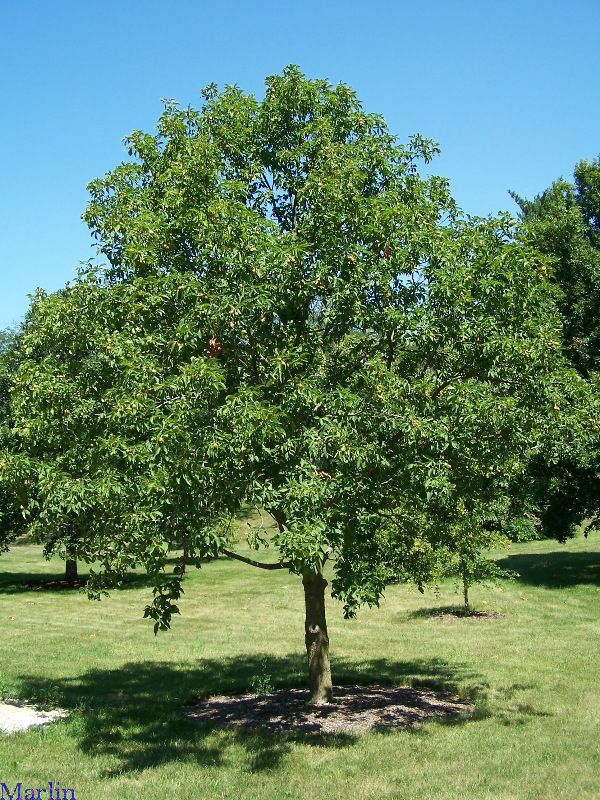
[186, 685, 473, 735]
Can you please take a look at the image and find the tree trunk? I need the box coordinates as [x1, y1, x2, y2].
[302, 565, 333, 705]
[65, 558, 78, 583]
[460, 559, 470, 611]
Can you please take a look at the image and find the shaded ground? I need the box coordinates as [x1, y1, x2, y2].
[186, 685, 473, 734]
[12, 655, 478, 772]
[0, 571, 154, 595]
[496, 548, 600, 589]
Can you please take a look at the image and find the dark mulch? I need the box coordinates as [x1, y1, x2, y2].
[185, 684, 473, 735]
[25, 579, 88, 590]
[429, 608, 507, 621]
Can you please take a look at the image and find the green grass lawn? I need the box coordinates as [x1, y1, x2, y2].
[0, 533, 599, 800]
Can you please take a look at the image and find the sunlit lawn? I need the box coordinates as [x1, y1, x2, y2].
[0, 531, 599, 800]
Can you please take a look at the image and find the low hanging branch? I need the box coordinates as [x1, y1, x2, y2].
[221, 548, 292, 570]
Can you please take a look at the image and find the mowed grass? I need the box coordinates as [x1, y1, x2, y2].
[0, 531, 599, 800]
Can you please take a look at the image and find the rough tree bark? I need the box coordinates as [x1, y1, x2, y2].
[302, 563, 333, 705]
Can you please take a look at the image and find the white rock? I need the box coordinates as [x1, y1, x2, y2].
[0, 701, 68, 734]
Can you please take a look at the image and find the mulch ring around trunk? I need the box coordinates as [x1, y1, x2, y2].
[185, 685, 473, 735]
[428, 608, 508, 621]
[25, 579, 87, 590]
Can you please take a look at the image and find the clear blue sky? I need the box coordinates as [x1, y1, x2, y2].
[1, 0, 599, 330]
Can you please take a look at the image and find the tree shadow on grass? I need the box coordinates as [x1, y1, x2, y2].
[495, 549, 600, 589]
[0, 570, 156, 595]
[17, 654, 480, 775]
[7, 535, 36, 548]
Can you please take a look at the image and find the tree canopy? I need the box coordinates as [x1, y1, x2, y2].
[510, 157, 600, 541]
[2, 67, 568, 703]
[512, 157, 600, 375]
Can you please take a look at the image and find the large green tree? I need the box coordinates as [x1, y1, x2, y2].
[510, 157, 600, 541]
[512, 158, 600, 375]
[3, 67, 565, 703]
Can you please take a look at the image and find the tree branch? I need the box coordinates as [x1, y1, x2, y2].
[430, 373, 466, 399]
[246, 328, 262, 384]
[386, 328, 396, 371]
[291, 191, 298, 231]
[222, 548, 291, 570]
